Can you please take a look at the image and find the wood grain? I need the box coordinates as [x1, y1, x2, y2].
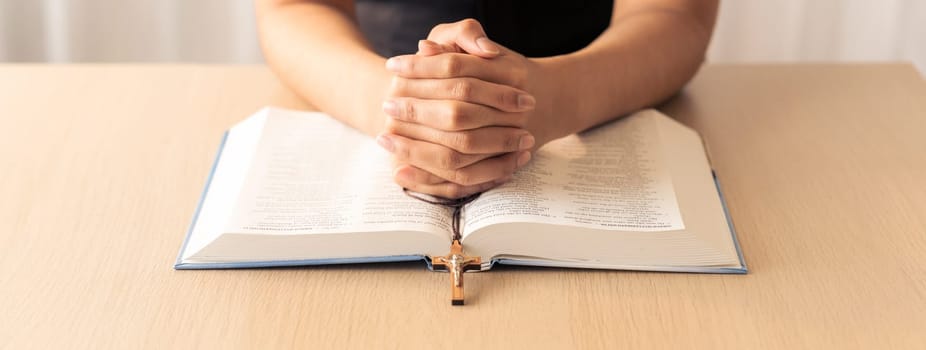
[0, 64, 924, 349]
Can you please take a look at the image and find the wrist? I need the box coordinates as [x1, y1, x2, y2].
[367, 65, 393, 134]
[353, 57, 392, 137]
[526, 55, 581, 148]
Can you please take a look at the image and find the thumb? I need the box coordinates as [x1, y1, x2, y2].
[427, 18, 501, 58]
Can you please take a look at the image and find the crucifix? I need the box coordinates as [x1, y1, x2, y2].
[431, 239, 482, 305]
[404, 189, 484, 306]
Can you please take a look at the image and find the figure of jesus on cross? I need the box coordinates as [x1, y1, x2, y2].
[431, 240, 482, 305]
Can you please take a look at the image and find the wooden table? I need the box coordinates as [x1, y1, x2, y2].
[1, 64, 924, 349]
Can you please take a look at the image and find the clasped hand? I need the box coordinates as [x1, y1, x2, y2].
[376, 19, 552, 199]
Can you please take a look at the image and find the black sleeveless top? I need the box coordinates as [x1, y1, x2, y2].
[355, 0, 613, 58]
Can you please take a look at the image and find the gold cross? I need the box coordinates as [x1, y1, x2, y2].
[431, 240, 482, 305]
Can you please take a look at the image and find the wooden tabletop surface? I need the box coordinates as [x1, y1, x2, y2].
[1, 63, 924, 349]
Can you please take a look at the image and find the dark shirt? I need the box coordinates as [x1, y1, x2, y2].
[355, 0, 613, 58]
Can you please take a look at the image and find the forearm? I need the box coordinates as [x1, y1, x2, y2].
[256, 0, 389, 136]
[536, 2, 717, 137]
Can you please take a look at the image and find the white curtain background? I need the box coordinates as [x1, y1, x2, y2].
[1, 0, 924, 73]
[0, 0, 262, 62]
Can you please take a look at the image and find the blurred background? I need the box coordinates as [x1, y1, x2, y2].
[1, 0, 924, 73]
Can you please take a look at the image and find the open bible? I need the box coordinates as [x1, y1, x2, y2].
[176, 107, 746, 275]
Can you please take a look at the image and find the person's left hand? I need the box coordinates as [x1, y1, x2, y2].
[379, 19, 562, 198]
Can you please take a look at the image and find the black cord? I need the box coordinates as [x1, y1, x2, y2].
[403, 189, 482, 241]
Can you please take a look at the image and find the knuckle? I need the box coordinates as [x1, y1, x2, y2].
[448, 80, 473, 100]
[439, 149, 464, 170]
[402, 58, 416, 74]
[509, 154, 520, 172]
[448, 131, 476, 153]
[401, 99, 416, 122]
[504, 133, 520, 152]
[398, 142, 412, 161]
[445, 103, 467, 130]
[509, 66, 529, 89]
[459, 18, 481, 31]
[443, 55, 463, 76]
[392, 137, 411, 161]
[499, 89, 519, 110]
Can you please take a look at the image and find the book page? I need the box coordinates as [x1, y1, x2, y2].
[226, 109, 452, 236]
[462, 112, 685, 234]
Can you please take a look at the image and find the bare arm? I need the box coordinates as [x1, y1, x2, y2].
[532, 0, 719, 140]
[255, 0, 388, 135]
